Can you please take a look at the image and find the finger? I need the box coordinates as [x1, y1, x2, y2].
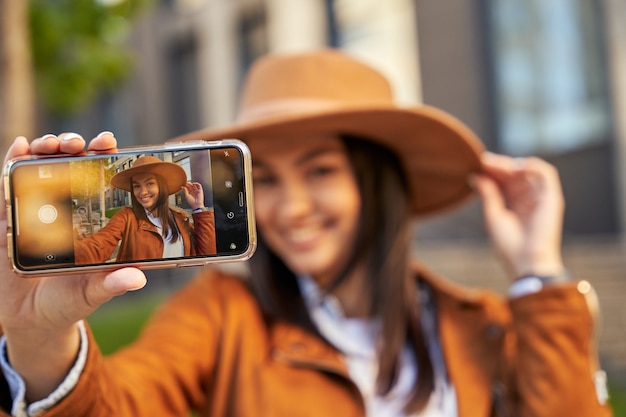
[87, 131, 118, 154]
[481, 152, 521, 172]
[0, 137, 31, 228]
[30, 134, 61, 155]
[516, 157, 563, 191]
[4, 136, 31, 163]
[58, 133, 86, 154]
[101, 268, 147, 295]
[40, 268, 147, 327]
[470, 173, 508, 221]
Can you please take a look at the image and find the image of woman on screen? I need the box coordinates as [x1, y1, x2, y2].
[74, 155, 216, 264]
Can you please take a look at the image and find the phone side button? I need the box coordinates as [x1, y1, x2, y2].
[6, 232, 13, 256]
[178, 262, 206, 268]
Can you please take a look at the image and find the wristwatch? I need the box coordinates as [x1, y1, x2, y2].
[508, 271, 572, 297]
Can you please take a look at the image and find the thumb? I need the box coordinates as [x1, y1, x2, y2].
[83, 268, 147, 309]
[470, 173, 507, 221]
[102, 267, 147, 296]
[36, 268, 147, 329]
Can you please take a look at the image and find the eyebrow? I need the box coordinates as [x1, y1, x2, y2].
[132, 176, 157, 185]
[253, 146, 343, 169]
[296, 147, 343, 165]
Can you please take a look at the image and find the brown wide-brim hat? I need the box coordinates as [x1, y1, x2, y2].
[175, 49, 484, 217]
[110, 155, 187, 195]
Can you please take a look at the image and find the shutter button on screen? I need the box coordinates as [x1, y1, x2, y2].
[38, 205, 58, 224]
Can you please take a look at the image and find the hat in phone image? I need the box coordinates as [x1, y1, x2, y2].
[110, 155, 187, 195]
[175, 48, 484, 217]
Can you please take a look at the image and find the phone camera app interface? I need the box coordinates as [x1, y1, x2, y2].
[11, 162, 75, 268]
[210, 147, 249, 255]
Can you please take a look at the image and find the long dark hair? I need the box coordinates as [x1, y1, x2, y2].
[130, 173, 180, 243]
[249, 135, 434, 412]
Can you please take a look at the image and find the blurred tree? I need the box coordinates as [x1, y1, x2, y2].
[0, 0, 153, 154]
[70, 158, 115, 234]
[0, 0, 36, 153]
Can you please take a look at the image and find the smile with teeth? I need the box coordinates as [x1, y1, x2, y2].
[138, 195, 154, 206]
[285, 223, 329, 247]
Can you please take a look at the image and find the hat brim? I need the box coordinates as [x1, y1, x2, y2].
[111, 161, 187, 195]
[175, 105, 484, 217]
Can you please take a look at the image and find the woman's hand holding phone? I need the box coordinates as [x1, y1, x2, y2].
[0, 133, 147, 402]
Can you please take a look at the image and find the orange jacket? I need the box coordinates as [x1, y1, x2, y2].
[74, 206, 216, 264]
[0, 265, 613, 416]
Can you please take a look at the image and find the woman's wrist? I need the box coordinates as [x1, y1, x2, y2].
[4, 324, 81, 402]
[510, 252, 565, 280]
[515, 269, 572, 283]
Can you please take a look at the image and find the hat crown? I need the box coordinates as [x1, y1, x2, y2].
[110, 155, 187, 194]
[238, 49, 395, 122]
[130, 155, 163, 170]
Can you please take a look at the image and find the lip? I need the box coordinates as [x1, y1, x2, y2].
[138, 195, 155, 207]
[281, 222, 331, 251]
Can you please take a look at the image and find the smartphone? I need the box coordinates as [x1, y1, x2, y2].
[3, 139, 256, 276]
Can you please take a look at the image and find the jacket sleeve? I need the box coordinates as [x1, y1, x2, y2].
[20, 270, 232, 417]
[0, 328, 11, 416]
[190, 210, 216, 256]
[508, 281, 612, 417]
[74, 208, 130, 265]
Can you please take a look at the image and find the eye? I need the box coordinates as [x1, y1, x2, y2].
[252, 167, 277, 187]
[307, 164, 337, 179]
[253, 173, 277, 187]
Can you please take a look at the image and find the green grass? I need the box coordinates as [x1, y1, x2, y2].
[610, 384, 626, 417]
[87, 292, 166, 354]
[105, 206, 123, 219]
[88, 296, 626, 416]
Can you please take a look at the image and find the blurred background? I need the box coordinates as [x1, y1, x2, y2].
[1, 0, 625, 411]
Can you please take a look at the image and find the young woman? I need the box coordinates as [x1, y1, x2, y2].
[0, 50, 612, 416]
[74, 155, 217, 264]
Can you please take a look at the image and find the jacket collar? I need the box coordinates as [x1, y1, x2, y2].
[415, 261, 511, 416]
[267, 262, 510, 417]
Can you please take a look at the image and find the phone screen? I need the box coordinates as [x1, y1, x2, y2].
[7, 142, 254, 273]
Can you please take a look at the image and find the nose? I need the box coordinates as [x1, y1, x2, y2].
[277, 180, 313, 220]
[136, 184, 149, 196]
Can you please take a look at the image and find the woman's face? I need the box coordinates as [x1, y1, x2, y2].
[250, 134, 361, 287]
[132, 173, 159, 211]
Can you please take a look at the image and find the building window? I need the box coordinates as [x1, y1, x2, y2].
[325, 0, 421, 105]
[487, 0, 611, 155]
[238, 3, 269, 86]
[166, 34, 200, 138]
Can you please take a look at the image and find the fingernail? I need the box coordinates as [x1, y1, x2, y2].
[62, 133, 83, 141]
[40, 134, 56, 141]
[96, 131, 115, 139]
